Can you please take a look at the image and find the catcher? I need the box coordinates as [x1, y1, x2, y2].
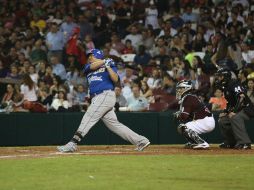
[174, 80, 215, 149]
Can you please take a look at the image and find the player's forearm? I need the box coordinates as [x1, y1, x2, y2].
[107, 67, 119, 83]
[90, 60, 105, 70]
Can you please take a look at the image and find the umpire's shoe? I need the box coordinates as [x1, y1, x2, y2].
[234, 143, 251, 150]
[57, 142, 77, 153]
[219, 143, 235, 149]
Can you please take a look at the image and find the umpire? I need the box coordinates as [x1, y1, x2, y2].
[215, 68, 254, 149]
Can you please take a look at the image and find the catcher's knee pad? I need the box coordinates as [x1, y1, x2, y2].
[177, 124, 187, 135]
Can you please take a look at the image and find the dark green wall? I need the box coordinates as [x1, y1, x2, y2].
[0, 112, 253, 146]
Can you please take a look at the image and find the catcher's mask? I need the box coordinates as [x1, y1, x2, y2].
[176, 80, 193, 101]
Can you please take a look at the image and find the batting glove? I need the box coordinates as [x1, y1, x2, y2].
[104, 58, 113, 68]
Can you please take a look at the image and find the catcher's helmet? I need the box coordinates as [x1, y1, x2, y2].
[176, 80, 193, 101]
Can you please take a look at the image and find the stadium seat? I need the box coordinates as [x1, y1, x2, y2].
[148, 102, 169, 112]
[152, 88, 168, 96]
[154, 94, 178, 110]
[120, 54, 136, 63]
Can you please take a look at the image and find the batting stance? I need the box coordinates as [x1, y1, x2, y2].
[216, 68, 253, 149]
[174, 80, 215, 149]
[57, 49, 150, 152]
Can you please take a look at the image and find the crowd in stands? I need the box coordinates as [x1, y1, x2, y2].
[1, 0, 254, 113]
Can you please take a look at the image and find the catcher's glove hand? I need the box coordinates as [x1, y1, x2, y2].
[173, 111, 180, 119]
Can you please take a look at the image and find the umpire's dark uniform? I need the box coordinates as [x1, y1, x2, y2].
[218, 74, 254, 149]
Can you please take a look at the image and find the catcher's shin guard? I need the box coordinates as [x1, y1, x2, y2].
[71, 131, 83, 144]
[177, 124, 205, 144]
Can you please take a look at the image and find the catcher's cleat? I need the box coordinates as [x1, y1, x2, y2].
[57, 142, 77, 153]
[135, 141, 150, 151]
[192, 142, 209, 149]
[184, 142, 197, 149]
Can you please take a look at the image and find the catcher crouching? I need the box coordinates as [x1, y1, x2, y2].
[174, 80, 215, 149]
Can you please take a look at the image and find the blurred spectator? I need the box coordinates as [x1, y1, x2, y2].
[123, 25, 142, 51]
[147, 68, 162, 89]
[0, 84, 15, 109]
[46, 23, 65, 61]
[37, 86, 53, 106]
[209, 88, 227, 111]
[140, 28, 155, 51]
[30, 39, 47, 63]
[161, 74, 176, 95]
[140, 80, 153, 103]
[150, 36, 169, 57]
[170, 9, 184, 30]
[0, 60, 8, 78]
[20, 74, 38, 111]
[43, 65, 54, 87]
[114, 86, 127, 110]
[247, 79, 254, 103]
[37, 61, 47, 79]
[191, 32, 207, 52]
[238, 69, 249, 89]
[29, 65, 39, 84]
[241, 42, 254, 65]
[114, 0, 132, 38]
[122, 39, 135, 54]
[181, 5, 198, 23]
[126, 85, 149, 111]
[6, 65, 21, 79]
[145, 0, 159, 30]
[111, 33, 125, 54]
[78, 14, 94, 41]
[49, 75, 63, 96]
[84, 34, 95, 53]
[60, 14, 78, 40]
[50, 56, 67, 80]
[134, 45, 151, 66]
[74, 84, 87, 103]
[51, 89, 70, 112]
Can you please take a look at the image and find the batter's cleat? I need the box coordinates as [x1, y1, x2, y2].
[57, 142, 77, 153]
[219, 143, 235, 149]
[234, 143, 251, 150]
[135, 141, 150, 151]
[192, 142, 209, 149]
[184, 142, 197, 149]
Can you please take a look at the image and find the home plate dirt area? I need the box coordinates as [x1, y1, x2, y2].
[0, 145, 253, 159]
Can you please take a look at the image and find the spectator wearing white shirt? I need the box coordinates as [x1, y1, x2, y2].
[145, 1, 159, 30]
[123, 25, 142, 52]
[29, 65, 39, 84]
[147, 68, 162, 90]
[241, 42, 254, 65]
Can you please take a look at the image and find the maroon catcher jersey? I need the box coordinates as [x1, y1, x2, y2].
[178, 94, 212, 123]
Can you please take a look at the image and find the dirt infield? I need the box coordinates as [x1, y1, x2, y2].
[0, 145, 253, 159]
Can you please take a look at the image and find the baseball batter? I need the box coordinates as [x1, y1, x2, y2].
[57, 49, 150, 152]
